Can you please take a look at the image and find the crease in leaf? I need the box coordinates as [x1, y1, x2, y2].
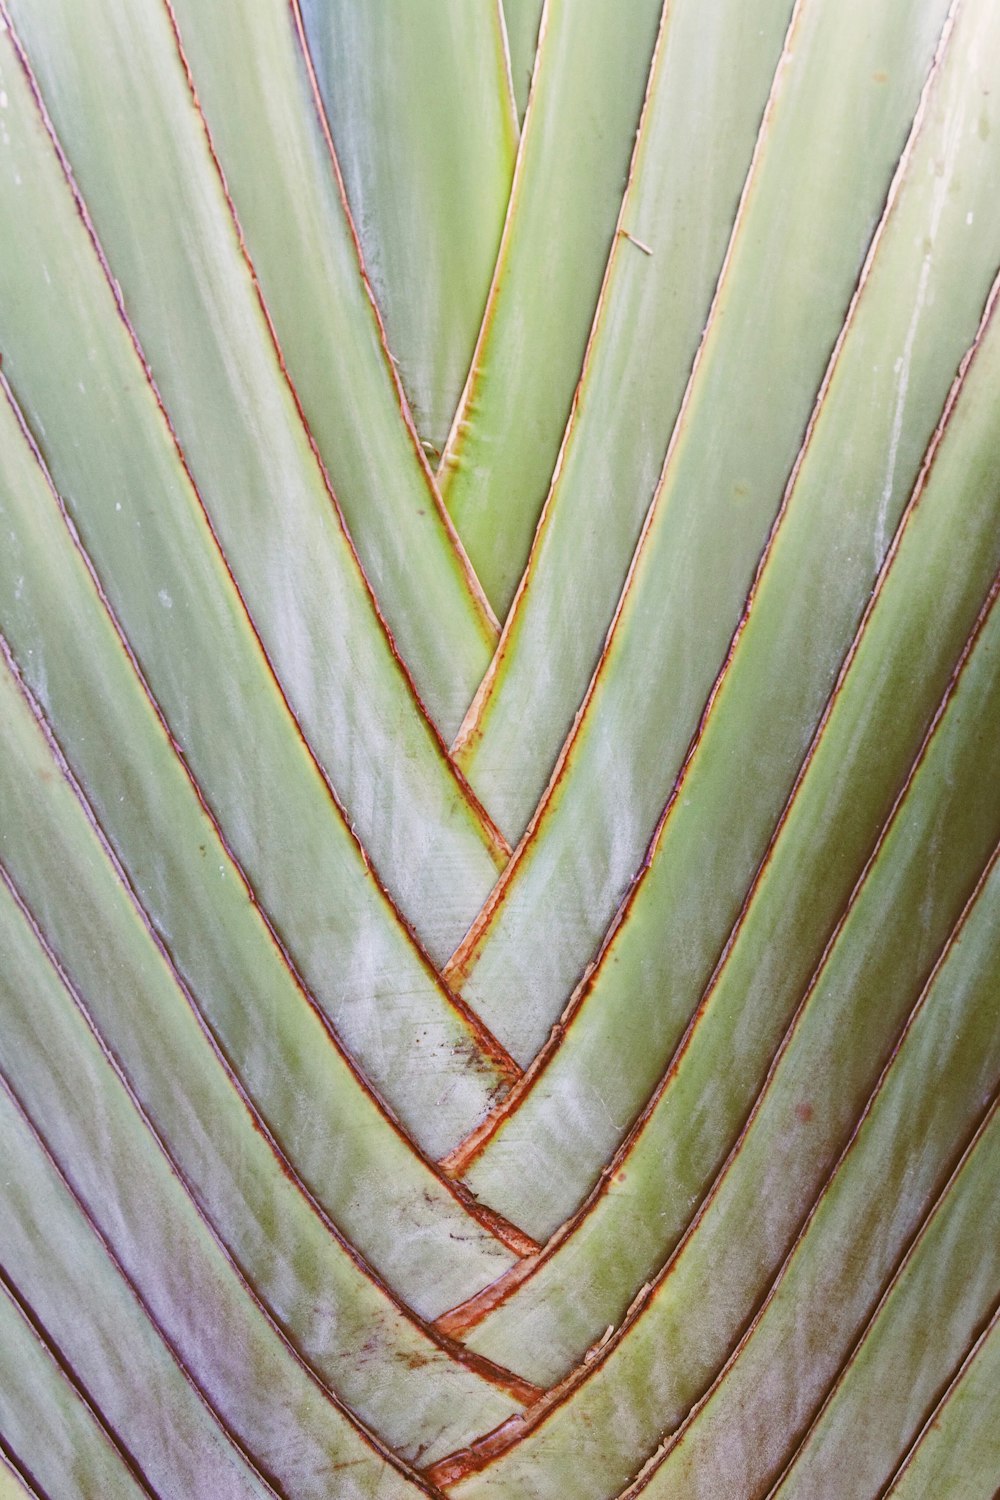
[2, 0, 997, 1491]
[0, 855, 530, 1466]
[445, 0, 959, 1068]
[0, 1270, 152, 1500]
[628, 1052, 1000, 1499]
[499, 0, 546, 122]
[435, 0, 666, 615]
[446, 0, 1000, 1233]
[0, 1082, 296, 1500]
[0, 32, 523, 1159]
[1, 0, 507, 962]
[880, 1307, 1000, 1498]
[453, 0, 797, 841]
[0, 360, 517, 1168]
[299, 0, 518, 455]
[0, 622, 520, 1319]
[457, 288, 1000, 1377]
[164, 0, 502, 724]
[446, 820, 1000, 1494]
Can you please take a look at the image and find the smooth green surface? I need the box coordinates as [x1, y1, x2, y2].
[450, 0, 954, 1063]
[456, 839, 1000, 1495]
[0, 411, 517, 1312]
[0, 1283, 148, 1500]
[0, 26, 517, 1154]
[457, 0, 795, 840]
[166, 0, 500, 729]
[300, 0, 517, 455]
[460, 0, 1000, 1235]
[885, 1314, 1000, 1500]
[4, 0, 504, 960]
[500, 0, 545, 120]
[436, 0, 665, 614]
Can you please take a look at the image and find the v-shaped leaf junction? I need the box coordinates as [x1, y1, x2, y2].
[0, 0, 998, 1496]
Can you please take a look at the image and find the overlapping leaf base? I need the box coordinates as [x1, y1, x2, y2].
[0, 0, 998, 1495]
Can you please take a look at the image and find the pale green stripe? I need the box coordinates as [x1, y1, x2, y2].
[0, 27, 514, 1151]
[456, 847, 1000, 1496]
[500, 0, 545, 121]
[638, 1038, 1000, 1499]
[457, 0, 796, 840]
[885, 1316, 1000, 1500]
[453, 0, 956, 1063]
[4, 0, 503, 958]
[0, 412, 517, 1310]
[0, 1091, 278, 1500]
[773, 1140, 1000, 1496]
[462, 0, 1000, 1236]
[467, 534, 1000, 1385]
[165, 0, 500, 733]
[0, 866, 521, 1464]
[0, 1285, 149, 1500]
[0, 1079, 424, 1500]
[300, 0, 518, 454]
[0, 1468, 31, 1500]
[437, 0, 665, 614]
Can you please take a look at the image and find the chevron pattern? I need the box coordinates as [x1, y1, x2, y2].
[1, 0, 999, 1495]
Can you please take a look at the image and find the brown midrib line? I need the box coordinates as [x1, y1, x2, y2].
[0, 1072, 290, 1500]
[0, 914, 470, 1498]
[0, 845, 541, 1418]
[438, 205, 1000, 1185]
[426, 865, 1000, 1490]
[0, 1435, 50, 1500]
[433, 0, 548, 493]
[1, 4, 514, 1071]
[766, 1251, 1000, 1496]
[870, 1298, 1000, 1500]
[438, 0, 812, 991]
[0, 375, 524, 1256]
[638, 1092, 1000, 1500]
[434, 564, 1000, 1348]
[494, 0, 522, 144]
[284, 0, 500, 638]
[164, 0, 505, 769]
[431, 584, 1000, 1469]
[449, 0, 677, 762]
[440, 0, 960, 996]
[615, 1092, 1000, 1500]
[4, 2, 985, 1488]
[716, 843, 1000, 1500]
[0, 1266, 159, 1500]
[0, 657, 537, 1356]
